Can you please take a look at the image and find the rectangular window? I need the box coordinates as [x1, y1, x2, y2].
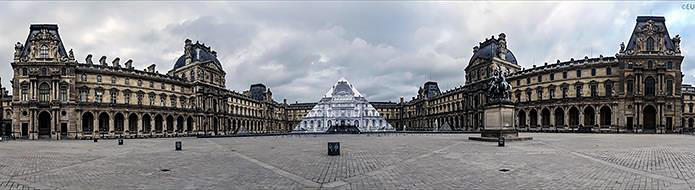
[627, 80, 634, 95]
[550, 73, 555, 81]
[537, 89, 543, 100]
[576, 85, 583, 97]
[590, 84, 597, 97]
[95, 91, 103, 103]
[526, 78, 530, 84]
[538, 75, 542, 82]
[576, 70, 582, 78]
[60, 85, 67, 102]
[549, 88, 555, 99]
[591, 68, 596, 76]
[516, 80, 520, 86]
[111, 91, 117, 104]
[606, 67, 612, 75]
[563, 72, 568, 79]
[125, 93, 130, 104]
[80, 90, 87, 102]
[21, 85, 28, 101]
[667, 80, 673, 95]
[667, 62, 673, 69]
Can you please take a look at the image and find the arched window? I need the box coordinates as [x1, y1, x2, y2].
[646, 37, 655, 51]
[39, 45, 49, 58]
[39, 83, 50, 102]
[645, 77, 656, 96]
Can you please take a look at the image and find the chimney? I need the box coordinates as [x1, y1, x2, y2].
[283, 99, 287, 104]
[400, 96, 404, 103]
[147, 64, 156, 73]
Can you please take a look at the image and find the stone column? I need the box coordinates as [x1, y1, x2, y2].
[93, 113, 99, 137]
[124, 114, 130, 136]
[173, 116, 178, 135]
[109, 114, 114, 137]
[137, 114, 143, 136]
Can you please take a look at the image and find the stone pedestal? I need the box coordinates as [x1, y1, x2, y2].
[469, 103, 532, 142]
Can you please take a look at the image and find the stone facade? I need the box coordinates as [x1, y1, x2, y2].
[3, 16, 690, 140]
[9, 24, 290, 140]
[396, 16, 687, 133]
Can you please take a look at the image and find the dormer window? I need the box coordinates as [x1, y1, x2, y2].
[39, 45, 49, 58]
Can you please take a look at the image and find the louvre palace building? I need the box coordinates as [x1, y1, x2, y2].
[0, 16, 690, 140]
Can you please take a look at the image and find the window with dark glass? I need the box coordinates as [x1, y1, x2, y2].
[125, 93, 130, 104]
[39, 83, 50, 102]
[537, 89, 543, 100]
[550, 73, 555, 81]
[526, 91, 532, 102]
[112, 76, 117, 84]
[591, 68, 596, 76]
[576, 84, 583, 97]
[538, 75, 542, 82]
[21, 84, 28, 101]
[576, 70, 582, 78]
[627, 79, 634, 95]
[645, 77, 656, 96]
[549, 88, 555, 99]
[96, 75, 102, 83]
[605, 82, 613, 96]
[590, 84, 597, 97]
[667, 61, 673, 69]
[516, 80, 520, 86]
[606, 67, 612, 75]
[646, 37, 655, 51]
[59, 85, 67, 102]
[22, 68, 27, 76]
[526, 78, 530, 84]
[562, 87, 568, 98]
[667, 79, 673, 95]
[563, 71, 567, 79]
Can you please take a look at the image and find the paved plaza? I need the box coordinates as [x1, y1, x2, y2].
[1, 133, 695, 189]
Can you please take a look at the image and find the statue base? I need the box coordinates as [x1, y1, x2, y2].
[469, 103, 532, 142]
[469, 129, 533, 142]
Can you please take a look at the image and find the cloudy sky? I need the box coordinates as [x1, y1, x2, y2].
[0, 1, 693, 103]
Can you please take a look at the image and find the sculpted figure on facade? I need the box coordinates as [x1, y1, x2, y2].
[673, 34, 681, 53]
[14, 42, 23, 60]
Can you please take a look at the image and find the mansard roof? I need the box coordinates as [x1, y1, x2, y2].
[173, 39, 223, 71]
[469, 34, 518, 66]
[20, 24, 69, 58]
[625, 16, 676, 52]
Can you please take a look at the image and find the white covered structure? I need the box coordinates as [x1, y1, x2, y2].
[293, 78, 395, 133]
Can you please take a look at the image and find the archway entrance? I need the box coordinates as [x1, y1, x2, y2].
[38, 111, 51, 139]
[518, 110, 526, 127]
[554, 108, 564, 126]
[98, 113, 109, 135]
[643, 105, 657, 131]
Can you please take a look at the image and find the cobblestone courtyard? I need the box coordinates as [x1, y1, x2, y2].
[2, 133, 695, 189]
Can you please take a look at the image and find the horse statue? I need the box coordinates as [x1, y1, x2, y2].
[487, 66, 513, 104]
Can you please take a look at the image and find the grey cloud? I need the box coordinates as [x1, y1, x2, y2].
[0, 1, 692, 103]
